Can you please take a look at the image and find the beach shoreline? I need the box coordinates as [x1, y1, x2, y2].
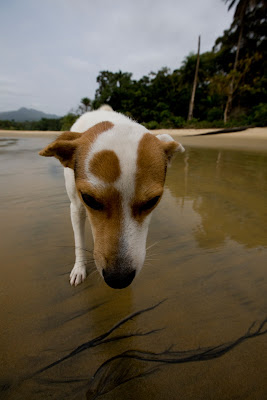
[0, 127, 266, 152]
[154, 127, 267, 152]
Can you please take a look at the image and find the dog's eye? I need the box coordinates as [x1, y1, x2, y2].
[140, 196, 160, 212]
[81, 193, 104, 211]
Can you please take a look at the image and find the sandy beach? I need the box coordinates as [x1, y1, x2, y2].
[0, 127, 266, 152]
[154, 127, 267, 152]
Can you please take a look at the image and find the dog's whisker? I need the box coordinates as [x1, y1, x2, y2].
[64, 260, 92, 268]
[88, 269, 98, 277]
[55, 245, 93, 253]
[95, 274, 102, 284]
[144, 262, 153, 267]
[146, 251, 160, 257]
[75, 259, 95, 264]
[146, 241, 160, 251]
[146, 252, 159, 260]
[146, 247, 160, 255]
[74, 246, 94, 254]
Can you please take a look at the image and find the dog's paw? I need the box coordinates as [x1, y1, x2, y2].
[70, 264, 87, 286]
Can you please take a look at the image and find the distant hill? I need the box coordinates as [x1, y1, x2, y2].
[0, 107, 61, 122]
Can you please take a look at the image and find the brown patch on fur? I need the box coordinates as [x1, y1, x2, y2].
[39, 121, 114, 170]
[132, 133, 166, 223]
[39, 131, 83, 168]
[82, 121, 114, 144]
[76, 179, 122, 269]
[75, 121, 114, 177]
[89, 150, 121, 183]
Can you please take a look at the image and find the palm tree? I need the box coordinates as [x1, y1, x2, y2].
[223, 0, 258, 122]
[81, 97, 91, 112]
[188, 35, 201, 121]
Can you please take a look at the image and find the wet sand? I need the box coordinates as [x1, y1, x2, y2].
[0, 134, 266, 399]
[0, 127, 266, 152]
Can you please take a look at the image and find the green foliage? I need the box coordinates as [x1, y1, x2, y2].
[207, 107, 224, 122]
[172, 116, 186, 128]
[34, 118, 62, 131]
[60, 113, 79, 130]
[248, 103, 267, 127]
[144, 121, 160, 130]
[0, 115, 79, 131]
[0, 118, 62, 130]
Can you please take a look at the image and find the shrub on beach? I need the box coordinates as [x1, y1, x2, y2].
[249, 103, 267, 127]
[60, 113, 79, 131]
[144, 120, 160, 130]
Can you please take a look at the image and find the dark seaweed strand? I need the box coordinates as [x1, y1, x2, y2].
[87, 365, 162, 400]
[35, 299, 166, 375]
[184, 126, 248, 136]
[89, 317, 267, 392]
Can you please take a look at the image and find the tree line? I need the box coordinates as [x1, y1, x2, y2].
[1, 0, 266, 131]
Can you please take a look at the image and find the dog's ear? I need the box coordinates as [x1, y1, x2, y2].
[39, 131, 83, 169]
[156, 133, 185, 165]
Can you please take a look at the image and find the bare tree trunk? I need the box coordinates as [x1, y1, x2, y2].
[188, 35, 201, 121]
[224, 16, 244, 123]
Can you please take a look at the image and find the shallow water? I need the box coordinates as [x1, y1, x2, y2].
[0, 136, 266, 400]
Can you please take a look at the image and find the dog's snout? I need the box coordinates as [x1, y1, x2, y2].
[102, 269, 136, 289]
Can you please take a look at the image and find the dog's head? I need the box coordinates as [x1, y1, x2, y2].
[40, 121, 184, 288]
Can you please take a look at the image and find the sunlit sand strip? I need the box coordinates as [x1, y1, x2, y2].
[0, 127, 266, 151]
[0, 129, 58, 137]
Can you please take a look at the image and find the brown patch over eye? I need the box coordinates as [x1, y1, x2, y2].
[89, 150, 121, 183]
[140, 195, 161, 212]
[76, 179, 123, 265]
[132, 133, 166, 223]
[81, 193, 104, 211]
[132, 194, 162, 221]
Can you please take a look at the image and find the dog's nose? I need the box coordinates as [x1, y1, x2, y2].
[102, 269, 136, 289]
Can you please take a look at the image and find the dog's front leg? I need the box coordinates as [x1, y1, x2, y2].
[69, 203, 87, 286]
[64, 168, 87, 286]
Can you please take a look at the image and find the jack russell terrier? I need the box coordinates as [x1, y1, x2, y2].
[39, 107, 184, 289]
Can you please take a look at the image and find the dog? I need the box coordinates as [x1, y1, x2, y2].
[39, 107, 184, 289]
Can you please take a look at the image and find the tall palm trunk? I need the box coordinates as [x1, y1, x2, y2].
[224, 7, 246, 123]
[188, 35, 201, 121]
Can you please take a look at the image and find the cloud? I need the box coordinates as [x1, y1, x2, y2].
[0, 0, 234, 114]
[65, 56, 92, 71]
[0, 77, 33, 112]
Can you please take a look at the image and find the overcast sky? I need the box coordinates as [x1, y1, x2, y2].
[0, 0, 234, 115]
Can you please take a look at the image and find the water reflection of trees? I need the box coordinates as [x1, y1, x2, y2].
[166, 148, 267, 249]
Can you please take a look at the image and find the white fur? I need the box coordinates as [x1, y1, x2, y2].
[64, 167, 87, 286]
[71, 110, 140, 133]
[156, 133, 185, 153]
